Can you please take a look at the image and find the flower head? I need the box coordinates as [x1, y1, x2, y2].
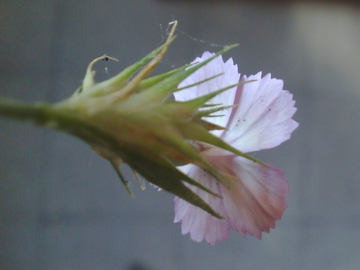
[174, 52, 298, 244]
[0, 21, 298, 244]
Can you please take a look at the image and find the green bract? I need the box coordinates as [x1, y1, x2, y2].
[0, 22, 262, 219]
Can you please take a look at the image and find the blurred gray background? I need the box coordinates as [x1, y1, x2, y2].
[1, 0, 360, 269]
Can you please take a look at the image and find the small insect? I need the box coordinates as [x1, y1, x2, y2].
[100, 55, 118, 62]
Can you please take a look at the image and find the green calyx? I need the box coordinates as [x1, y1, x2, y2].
[0, 21, 264, 219]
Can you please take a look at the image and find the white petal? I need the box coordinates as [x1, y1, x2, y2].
[174, 164, 230, 245]
[175, 52, 240, 136]
[223, 73, 299, 152]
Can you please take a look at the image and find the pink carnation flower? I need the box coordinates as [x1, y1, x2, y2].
[174, 52, 298, 245]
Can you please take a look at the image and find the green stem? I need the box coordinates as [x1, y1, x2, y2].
[0, 97, 125, 160]
[0, 97, 104, 146]
[0, 98, 52, 124]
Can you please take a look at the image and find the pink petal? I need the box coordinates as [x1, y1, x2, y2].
[175, 52, 240, 136]
[204, 148, 289, 239]
[175, 147, 289, 243]
[223, 72, 299, 152]
[174, 163, 230, 245]
[221, 156, 289, 239]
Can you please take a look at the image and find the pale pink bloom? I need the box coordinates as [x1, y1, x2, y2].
[174, 52, 298, 245]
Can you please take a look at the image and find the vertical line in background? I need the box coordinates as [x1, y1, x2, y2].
[297, 59, 315, 270]
[295, 30, 316, 270]
[35, 1, 67, 269]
